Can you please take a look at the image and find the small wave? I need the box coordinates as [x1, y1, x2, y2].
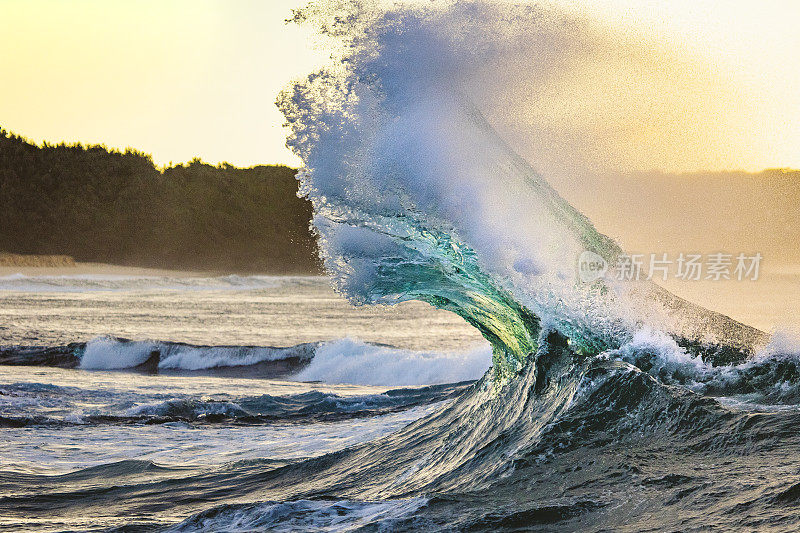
[165, 497, 429, 533]
[79, 336, 318, 371]
[290, 338, 492, 386]
[123, 399, 252, 420]
[115, 387, 462, 425]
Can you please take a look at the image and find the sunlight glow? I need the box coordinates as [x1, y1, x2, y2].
[0, 0, 796, 169]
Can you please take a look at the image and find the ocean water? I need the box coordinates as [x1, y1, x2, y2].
[1, 273, 800, 532]
[0, 275, 488, 530]
[0, 275, 483, 351]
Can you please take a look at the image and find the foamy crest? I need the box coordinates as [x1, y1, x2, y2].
[291, 338, 491, 386]
[602, 328, 800, 407]
[609, 328, 710, 381]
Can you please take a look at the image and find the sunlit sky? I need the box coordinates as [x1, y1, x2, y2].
[1, 0, 798, 169]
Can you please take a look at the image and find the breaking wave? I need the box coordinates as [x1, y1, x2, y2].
[79, 336, 318, 371]
[278, 1, 766, 381]
[291, 338, 491, 386]
[0, 336, 491, 386]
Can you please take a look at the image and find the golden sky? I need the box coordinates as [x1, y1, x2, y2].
[1, 0, 798, 169]
[0, 0, 326, 167]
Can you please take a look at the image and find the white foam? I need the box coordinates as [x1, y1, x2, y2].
[613, 328, 709, 374]
[291, 338, 491, 386]
[602, 328, 800, 407]
[753, 329, 800, 362]
[80, 337, 159, 369]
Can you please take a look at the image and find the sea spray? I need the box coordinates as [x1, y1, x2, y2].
[279, 1, 765, 380]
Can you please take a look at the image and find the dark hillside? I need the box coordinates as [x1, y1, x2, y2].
[0, 129, 318, 273]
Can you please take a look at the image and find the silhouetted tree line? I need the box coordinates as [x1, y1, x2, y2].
[0, 128, 319, 272]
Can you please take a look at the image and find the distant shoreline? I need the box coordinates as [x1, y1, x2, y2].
[0, 259, 217, 278]
[0, 129, 320, 274]
[0, 252, 323, 278]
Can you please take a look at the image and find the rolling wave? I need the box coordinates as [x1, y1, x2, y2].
[0, 336, 491, 386]
[9, 336, 800, 531]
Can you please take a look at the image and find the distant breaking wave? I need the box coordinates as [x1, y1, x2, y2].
[0, 336, 492, 386]
[79, 336, 319, 371]
[292, 338, 491, 386]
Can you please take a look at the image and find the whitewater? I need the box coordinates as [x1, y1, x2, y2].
[3, 1, 800, 531]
